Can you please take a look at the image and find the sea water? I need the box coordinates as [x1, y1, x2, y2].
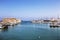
[0, 21, 60, 40]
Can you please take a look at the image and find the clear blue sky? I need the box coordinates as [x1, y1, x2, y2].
[0, 0, 60, 20]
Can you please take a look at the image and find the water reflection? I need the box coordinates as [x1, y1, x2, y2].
[2, 26, 8, 32]
[0, 24, 20, 32]
[0, 26, 8, 32]
[50, 26, 60, 28]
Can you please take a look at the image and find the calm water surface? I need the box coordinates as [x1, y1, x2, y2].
[0, 21, 60, 40]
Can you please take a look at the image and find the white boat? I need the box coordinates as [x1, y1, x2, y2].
[0, 26, 3, 29]
[50, 22, 60, 27]
[0, 24, 3, 29]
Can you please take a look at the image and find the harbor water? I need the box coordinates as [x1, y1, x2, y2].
[0, 21, 60, 40]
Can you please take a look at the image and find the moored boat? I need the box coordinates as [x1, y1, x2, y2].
[0, 24, 3, 28]
[50, 22, 60, 27]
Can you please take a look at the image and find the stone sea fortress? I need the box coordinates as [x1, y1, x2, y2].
[0, 18, 21, 28]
